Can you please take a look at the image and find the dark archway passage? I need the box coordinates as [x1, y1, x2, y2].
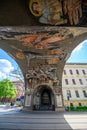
[33, 85, 55, 111]
[41, 89, 51, 106]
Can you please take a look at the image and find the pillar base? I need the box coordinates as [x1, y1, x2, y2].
[22, 106, 33, 112]
[55, 107, 65, 112]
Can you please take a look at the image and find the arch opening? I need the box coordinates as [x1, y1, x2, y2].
[0, 48, 25, 103]
[33, 85, 55, 111]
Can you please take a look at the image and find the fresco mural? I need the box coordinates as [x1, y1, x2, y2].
[29, 0, 87, 26]
[20, 32, 71, 49]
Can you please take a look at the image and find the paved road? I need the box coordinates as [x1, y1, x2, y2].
[0, 111, 87, 130]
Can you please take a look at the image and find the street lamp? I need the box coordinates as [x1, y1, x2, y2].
[67, 93, 70, 111]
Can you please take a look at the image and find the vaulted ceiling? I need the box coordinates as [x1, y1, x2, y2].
[0, 27, 87, 80]
[0, 0, 87, 80]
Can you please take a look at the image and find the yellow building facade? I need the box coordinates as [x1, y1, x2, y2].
[62, 63, 87, 107]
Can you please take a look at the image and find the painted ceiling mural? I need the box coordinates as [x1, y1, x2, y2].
[15, 28, 73, 63]
[29, 0, 87, 26]
[0, 27, 73, 62]
[0, 27, 87, 93]
[16, 33, 67, 63]
[0, 26, 87, 78]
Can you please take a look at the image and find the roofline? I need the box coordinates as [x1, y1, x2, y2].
[66, 63, 87, 65]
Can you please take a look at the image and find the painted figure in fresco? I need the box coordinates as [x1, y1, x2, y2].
[30, 0, 83, 25]
[63, 0, 82, 25]
[32, 0, 67, 25]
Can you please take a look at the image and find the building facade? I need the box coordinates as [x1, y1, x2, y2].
[62, 63, 87, 107]
[13, 81, 24, 99]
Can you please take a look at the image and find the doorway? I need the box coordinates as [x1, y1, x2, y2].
[34, 85, 55, 111]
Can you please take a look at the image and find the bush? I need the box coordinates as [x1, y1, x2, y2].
[69, 106, 87, 111]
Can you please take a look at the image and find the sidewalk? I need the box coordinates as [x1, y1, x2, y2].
[0, 105, 23, 115]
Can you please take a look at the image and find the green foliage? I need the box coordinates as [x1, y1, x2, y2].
[69, 106, 87, 111]
[0, 79, 17, 100]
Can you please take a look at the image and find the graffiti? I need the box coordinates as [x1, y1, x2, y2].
[29, 0, 83, 25]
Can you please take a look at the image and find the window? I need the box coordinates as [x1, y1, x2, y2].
[83, 90, 87, 97]
[76, 69, 79, 75]
[79, 79, 83, 85]
[82, 70, 86, 75]
[75, 90, 80, 98]
[65, 79, 69, 85]
[79, 103, 81, 106]
[69, 69, 73, 75]
[67, 90, 71, 98]
[72, 79, 76, 85]
[70, 103, 73, 107]
[63, 70, 66, 75]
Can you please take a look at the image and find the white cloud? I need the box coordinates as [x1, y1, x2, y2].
[0, 59, 14, 74]
[73, 40, 87, 53]
[0, 71, 6, 79]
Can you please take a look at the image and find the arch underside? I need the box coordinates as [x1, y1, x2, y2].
[0, 27, 87, 76]
[0, 0, 87, 112]
[0, 27, 87, 111]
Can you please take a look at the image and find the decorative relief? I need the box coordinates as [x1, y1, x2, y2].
[26, 65, 60, 91]
[29, 0, 82, 25]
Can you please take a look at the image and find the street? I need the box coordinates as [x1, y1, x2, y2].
[0, 106, 87, 130]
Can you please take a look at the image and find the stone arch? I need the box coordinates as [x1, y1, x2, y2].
[0, 27, 87, 111]
[0, 39, 27, 76]
[33, 84, 55, 110]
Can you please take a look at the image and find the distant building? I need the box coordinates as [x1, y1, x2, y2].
[62, 63, 87, 107]
[9, 69, 24, 98]
[13, 81, 24, 98]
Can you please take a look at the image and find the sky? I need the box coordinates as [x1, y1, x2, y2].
[0, 40, 87, 80]
[67, 40, 87, 63]
[0, 49, 20, 80]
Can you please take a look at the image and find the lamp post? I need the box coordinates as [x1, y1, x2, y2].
[67, 93, 70, 111]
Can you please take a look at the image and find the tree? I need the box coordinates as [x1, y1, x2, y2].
[0, 79, 17, 101]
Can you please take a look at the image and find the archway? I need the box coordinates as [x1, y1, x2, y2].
[0, 27, 87, 112]
[0, 48, 25, 103]
[33, 85, 55, 111]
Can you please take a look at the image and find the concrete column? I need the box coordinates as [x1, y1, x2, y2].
[23, 93, 33, 111]
[55, 93, 65, 111]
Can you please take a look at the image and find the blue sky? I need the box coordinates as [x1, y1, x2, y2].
[67, 40, 87, 63]
[0, 49, 19, 80]
[0, 39, 87, 80]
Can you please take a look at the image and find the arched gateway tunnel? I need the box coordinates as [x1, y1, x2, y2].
[0, 27, 87, 111]
[0, 0, 87, 111]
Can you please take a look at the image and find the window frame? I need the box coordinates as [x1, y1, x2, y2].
[75, 90, 80, 98]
